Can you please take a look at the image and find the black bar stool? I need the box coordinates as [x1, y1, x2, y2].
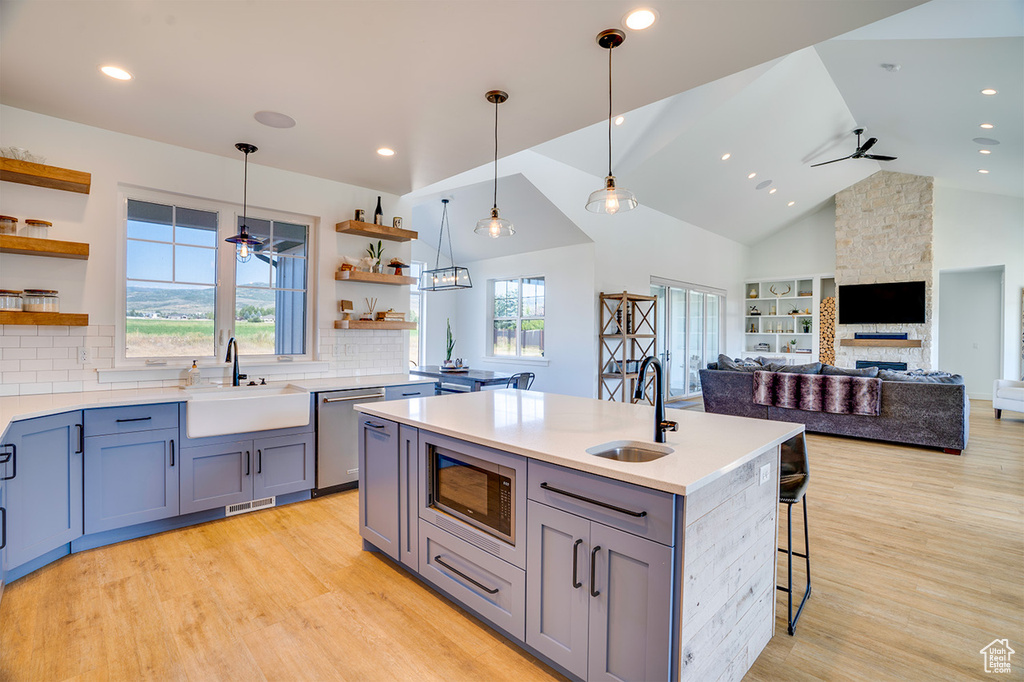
[777, 432, 811, 635]
[506, 372, 535, 389]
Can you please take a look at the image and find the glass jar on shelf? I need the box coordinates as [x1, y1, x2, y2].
[23, 219, 51, 238]
[0, 289, 23, 311]
[0, 215, 17, 235]
[22, 289, 59, 312]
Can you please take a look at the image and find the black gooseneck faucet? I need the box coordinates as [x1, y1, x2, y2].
[633, 356, 678, 443]
[225, 337, 245, 387]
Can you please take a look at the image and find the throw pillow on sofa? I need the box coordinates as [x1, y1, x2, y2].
[716, 354, 761, 372]
[821, 364, 879, 378]
[777, 362, 822, 374]
[877, 369, 965, 384]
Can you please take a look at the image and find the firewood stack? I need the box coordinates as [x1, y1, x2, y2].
[820, 296, 836, 365]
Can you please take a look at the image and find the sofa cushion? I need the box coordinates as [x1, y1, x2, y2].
[716, 354, 763, 373]
[879, 369, 965, 384]
[996, 386, 1024, 401]
[777, 362, 822, 374]
[821, 364, 879, 378]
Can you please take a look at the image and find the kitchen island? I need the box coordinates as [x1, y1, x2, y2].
[356, 389, 802, 681]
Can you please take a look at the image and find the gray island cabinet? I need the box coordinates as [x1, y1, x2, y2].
[356, 389, 802, 682]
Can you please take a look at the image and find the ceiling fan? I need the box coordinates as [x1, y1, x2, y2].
[811, 128, 897, 167]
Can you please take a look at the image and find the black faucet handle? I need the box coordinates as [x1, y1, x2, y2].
[238, 374, 248, 381]
[259, 378, 267, 385]
[661, 420, 679, 432]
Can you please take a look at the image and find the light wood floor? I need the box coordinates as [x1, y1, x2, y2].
[1, 401, 1021, 681]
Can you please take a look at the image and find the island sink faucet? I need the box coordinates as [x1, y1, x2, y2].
[225, 337, 247, 387]
[633, 356, 678, 443]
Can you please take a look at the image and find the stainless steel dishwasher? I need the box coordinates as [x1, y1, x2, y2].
[313, 387, 385, 497]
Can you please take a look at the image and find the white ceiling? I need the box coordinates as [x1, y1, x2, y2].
[0, 0, 922, 196]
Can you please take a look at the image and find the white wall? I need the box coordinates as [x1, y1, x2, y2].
[939, 268, 1003, 398]
[745, 199, 837, 279]
[934, 187, 1024, 381]
[0, 106, 412, 394]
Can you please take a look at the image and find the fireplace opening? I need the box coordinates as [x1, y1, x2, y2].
[856, 361, 907, 371]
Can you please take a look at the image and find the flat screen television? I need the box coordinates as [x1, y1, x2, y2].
[838, 281, 926, 324]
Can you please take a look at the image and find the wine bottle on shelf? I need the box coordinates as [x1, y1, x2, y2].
[374, 196, 383, 225]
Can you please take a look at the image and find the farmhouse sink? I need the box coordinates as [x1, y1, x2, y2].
[586, 440, 674, 463]
[184, 384, 311, 438]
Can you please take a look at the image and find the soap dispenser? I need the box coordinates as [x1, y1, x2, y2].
[187, 360, 201, 386]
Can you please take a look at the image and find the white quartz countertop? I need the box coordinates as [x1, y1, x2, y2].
[356, 390, 803, 495]
[0, 374, 436, 437]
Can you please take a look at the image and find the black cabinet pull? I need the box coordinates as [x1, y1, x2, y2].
[0, 506, 5, 550]
[434, 555, 499, 594]
[0, 444, 15, 481]
[257, 449, 262, 474]
[76, 424, 83, 454]
[401, 392, 418, 396]
[540, 482, 647, 518]
[169, 439, 175, 467]
[245, 451, 250, 476]
[590, 546, 602, 598]
[115, 417, 151, 423]
[572, 538, 583, 589]
[364, 421, 386, 429]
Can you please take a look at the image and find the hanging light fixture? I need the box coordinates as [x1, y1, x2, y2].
[475, 90, 515, 238]
[420, 199, 473, 291]
[586, 29, 637, 215]
[225, 142, 265, 263]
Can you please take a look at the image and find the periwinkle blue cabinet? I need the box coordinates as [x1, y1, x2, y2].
[0, 411, 83, 572]
[358, 416, 400, 560]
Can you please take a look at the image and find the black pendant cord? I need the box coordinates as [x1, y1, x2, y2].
[493, 98, 499, 211]
[607, 44, 613, 178]
[445, 203, 456, 267]
[241, 151, 249, 230]
[433, 200, 456, 270]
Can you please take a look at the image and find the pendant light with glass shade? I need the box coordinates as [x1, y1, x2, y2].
[475, 90, 515, 238]
[420, 199, 473, 291]
[225, 143, 265, 262]
[586, 29, 637, 215]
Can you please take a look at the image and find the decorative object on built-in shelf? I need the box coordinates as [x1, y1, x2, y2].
[748, 287, 758, 299]
[789, 307, 800, 315]
[421, 198, 472, 291]
[0, 215, 17, 235]
[0, 147, 45, 164]
[366, 240, 385, 273]
[373, 196, 384, 225]
[22, 289, 59, 312]
[769, 284, 791, 297]
[393, 217, 403, 229]
[586, 29, 637, 215]
[362, 297, 378, 321]
[444, 318, 456, 366]
[769, 304, 776, 315]
[23, 219, 51, 239]
[798, 289, 812, 297]
[756, 342, 771, 351]
[338, 299, 353, 321]
[387, 258, 408, 276]
[790, 339, 798, 352]
[475, 90, 515, 237]
[375, 309, 405, 322]
[225, 143, 265, 263]
[749, 305, 760, 315]
[801, 318, 812, 333]
[749, 322, 757, 333]
[0, 289, 23, 312]
[354, 208, 365, 222]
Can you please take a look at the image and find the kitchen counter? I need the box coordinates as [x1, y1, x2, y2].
[0, 373, 433, 437]
[356, 388, 802, 495]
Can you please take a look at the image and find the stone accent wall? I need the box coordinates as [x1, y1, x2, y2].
[834, 171, 934, 370]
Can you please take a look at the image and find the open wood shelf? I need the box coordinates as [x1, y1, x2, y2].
[0, 311, 89, 326]
[839, 338, 922, 348]
[335, 270, 418, 286]
[335, 319, 416, 330]
[0, 158, 91, 194]
[0, 234, 90, 260]
[335, 219, 417, 242]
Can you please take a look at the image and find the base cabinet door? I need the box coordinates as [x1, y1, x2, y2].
[397, 425, 419, 572]
[179, 440, 252, 514]
[84, 428, 179, 533]
[253, 432, 314, 499]
[588, 522, 672, 682]
[358, 417, 399, 560]
[0, 412, 83, 570]
[526, 501, 592, 679]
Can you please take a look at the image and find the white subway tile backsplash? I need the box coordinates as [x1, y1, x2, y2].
[53, 358, 82, 370]
[4, 371, 37, 383]
[0, 383, 18, 397]
[37, 326, 71, 336]
[37, 370, 69, 382]
[37, 347, 71, 359]
[0, 336, 21, 347]
[54, 336, 85, 347]
[20, 336, 54, 348]
[3, 326, 37, 336]
[0, 360, 19, 372]
[51, 381, 85, 394]
[2, 348, 36, 361]
[20, 359, 53, 372]
[19, 382, 53, 395]
[85, 336, 113, 347]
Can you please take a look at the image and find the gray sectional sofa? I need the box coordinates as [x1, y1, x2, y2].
[699, 363, 970, 454]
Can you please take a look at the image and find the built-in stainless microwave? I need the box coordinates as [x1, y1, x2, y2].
[428, 445, 515, 545]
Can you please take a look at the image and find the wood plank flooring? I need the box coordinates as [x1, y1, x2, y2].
[1, 401, 1020, 681]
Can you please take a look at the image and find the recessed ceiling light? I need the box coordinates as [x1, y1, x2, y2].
[880, 63, 901, 72]
[980, 123, 994, 129]
[768, 188, 777, 194]
[787, 201, 795, 207]
[979, 149, 992, 155]
[721, 153, 731, 161]
[614, 116, 625, 126]
[980, 88, 998, 96]
[377, 148, 395, 157]
[748, 172, 757, 179]
[978, 169, 990, 174]
[254, 110, 296, 129]
[624, 8, 657, 30]
[756, 180, 772, 190]
[100, 65, 133, 81]
[974, 137, 1000, 145]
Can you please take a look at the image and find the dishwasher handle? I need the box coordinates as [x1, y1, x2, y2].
[322, 391, 385, 403]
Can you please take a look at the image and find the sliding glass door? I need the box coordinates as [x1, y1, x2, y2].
[652, 279, 725, 400]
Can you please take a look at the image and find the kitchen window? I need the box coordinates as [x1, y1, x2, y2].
[121, 192, 311, 364]
[490, 277, 544, 358]
[409, 261, 424, 366]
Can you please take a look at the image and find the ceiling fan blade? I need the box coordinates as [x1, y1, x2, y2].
[811, 155, 853, 167]
[863, 154, 897, 161]
[858, 137, 878, 154]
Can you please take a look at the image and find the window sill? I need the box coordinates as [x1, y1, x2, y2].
[98, 360, 330, 384]
[480, 356, 550, 367]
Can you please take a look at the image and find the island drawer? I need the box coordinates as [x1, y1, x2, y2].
[85, 402, 179, 437]
[528, 461, 675, 546]
[419, 519, 525, 641]
[384, 383, 435, 401]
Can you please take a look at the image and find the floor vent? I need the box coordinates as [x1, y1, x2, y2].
[225, 496, 276, 517]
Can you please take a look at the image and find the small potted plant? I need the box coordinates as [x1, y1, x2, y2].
[789, 339, 798, 352]
[801, 318, 812, 333]
[366, 240, 384, 273]
[444, 318, 456, 367]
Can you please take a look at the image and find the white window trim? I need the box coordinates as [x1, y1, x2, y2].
[486, 274, 546, 361]
[115, 184, 318, 370]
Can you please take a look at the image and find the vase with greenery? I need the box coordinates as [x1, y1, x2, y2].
[445, 318, 456, 365]
[801, 318, 811, 333]
[789, 339, 798, 352]
[366, 240, 384, 273]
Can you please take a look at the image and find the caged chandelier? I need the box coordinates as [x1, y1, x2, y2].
[420, 199, 473, 291]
